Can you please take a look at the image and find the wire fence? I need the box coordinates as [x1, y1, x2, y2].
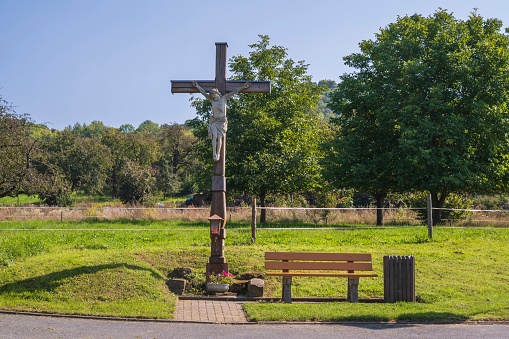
[1, 205, 509, 228]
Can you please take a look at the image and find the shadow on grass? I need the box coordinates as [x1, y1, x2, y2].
[324, 312, 468, 325]
[0, 263, 165, 295]
[395, 312, 468, 322]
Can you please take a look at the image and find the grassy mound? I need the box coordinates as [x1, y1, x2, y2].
[1, 221, 508, 321]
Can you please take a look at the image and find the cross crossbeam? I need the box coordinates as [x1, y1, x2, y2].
[171, 80, 270, 94]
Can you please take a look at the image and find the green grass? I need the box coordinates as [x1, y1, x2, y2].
[1, 221, 509, 321]
[0, 193, 187, 207]
[0, 194, 41, 206]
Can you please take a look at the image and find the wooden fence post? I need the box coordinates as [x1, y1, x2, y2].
[251, 196, 257, 243]
[427, 194, 433, 239]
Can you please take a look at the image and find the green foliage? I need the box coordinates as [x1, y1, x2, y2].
[315, 80, 337, 121]
[0, 96, 68, 200]
[101, 128, 159, 199]
[66, 121, 108, 138]
[156, 157, 181, 198]
[159, 123, 198, 175]
[117, 124, 135, 134]
[118, 160, 155, 205]
[473, 194, 509, 210]
[43, 131, 112, 194]
[328, 10, 509, 223]
[407, 192, 474, 224]
[39, 185, 75, 206]
[189, 35, 327, 221]
[136, 120, 160, 135]
[315, 188, 353, 222]
[209, 271, 234, 284]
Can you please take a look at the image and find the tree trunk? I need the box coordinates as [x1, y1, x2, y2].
[430, 190, 448, 225]
[259, 193, 266, 224]
[373, 192, 387, 226]
[111, 168, 118, 199]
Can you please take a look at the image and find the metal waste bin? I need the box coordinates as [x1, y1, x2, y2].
[384, 255, 415, 302]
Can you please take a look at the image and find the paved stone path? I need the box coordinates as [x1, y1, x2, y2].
[175, 299, 248, 323]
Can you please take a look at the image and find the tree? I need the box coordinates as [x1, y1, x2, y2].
[156, 157, 181, 199]
[118, 160, 155, 205]
[101, 128, 158, 198]
[82, 121, 107, 138]
[0, 98, 33, 197]
[155, 123, 199, 197]
[328, 10, 509, 224]
[0, 96, 68, 202]
[189, 35, 326, 222]
[136, 120, 160, 135]
[118, 124, 135, 134]
[315, 80, 337, 121]
[159, 123, 198, 175]
[43, 131, 112, 194]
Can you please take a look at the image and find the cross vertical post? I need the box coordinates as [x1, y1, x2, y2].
[170, 43, 270, 280]
[208, 43, 228, 277]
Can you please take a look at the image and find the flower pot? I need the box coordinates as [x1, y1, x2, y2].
[206, 283, 230, 293]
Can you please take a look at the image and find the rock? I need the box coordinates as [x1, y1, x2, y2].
[171, 267, 193, 279]
[247, 278, 264, 297]
[167, 279, 190, 295]
[229, 280, 248, 295]
[239, 272, 265, 280]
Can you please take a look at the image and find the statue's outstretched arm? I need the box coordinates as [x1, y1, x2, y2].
[192, 81, 211, 100]
[224, 82, 251, 100]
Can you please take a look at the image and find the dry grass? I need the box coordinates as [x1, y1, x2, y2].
[0, 206, 420, 225]
[2, 205, 509, 227]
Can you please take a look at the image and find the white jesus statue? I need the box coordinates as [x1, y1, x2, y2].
[192, 81, 251, 161]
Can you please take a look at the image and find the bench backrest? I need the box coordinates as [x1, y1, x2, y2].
[265, 252, 373, 272]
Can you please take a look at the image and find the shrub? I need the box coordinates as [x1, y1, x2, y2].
[407, 192, 473, 224]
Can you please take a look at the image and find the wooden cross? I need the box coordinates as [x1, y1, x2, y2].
[171, 42, 270, 277]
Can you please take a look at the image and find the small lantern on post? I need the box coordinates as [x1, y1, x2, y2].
[207, 214, 227, 281]
[208, 214, 223, 237]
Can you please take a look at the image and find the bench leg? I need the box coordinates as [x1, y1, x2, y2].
[282, 277, 292, 303]
[347, 278, 359, 303]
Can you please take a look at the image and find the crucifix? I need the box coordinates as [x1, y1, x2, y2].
[171, 42, 270, 278]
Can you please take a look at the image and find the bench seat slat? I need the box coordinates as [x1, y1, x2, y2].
[265, 261, 373, 271]
[265, 252, 372, 262]
[266, 272, 378, 278]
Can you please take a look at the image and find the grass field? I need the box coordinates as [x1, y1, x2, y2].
[0, 220, 508, 321]
[0, 194, 187, 207]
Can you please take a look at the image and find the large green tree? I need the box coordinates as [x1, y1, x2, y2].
[0, 96, 68, 202]
[190, 35, 326, 222]
[328, 10, 509, 224]
[101, 128, 158, 199]
[43, 131, 112, 194]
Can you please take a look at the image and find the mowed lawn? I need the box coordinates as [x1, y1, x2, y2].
[0, 220, 508, 321]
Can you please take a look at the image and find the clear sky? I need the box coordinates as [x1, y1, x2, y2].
[1, 0, 509, 130]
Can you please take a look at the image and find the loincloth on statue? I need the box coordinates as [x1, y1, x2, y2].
[208, 116, 228, 140]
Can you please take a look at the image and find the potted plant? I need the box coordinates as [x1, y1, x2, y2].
[206, 271, 234, 293]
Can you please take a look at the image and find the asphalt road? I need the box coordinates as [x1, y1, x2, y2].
[1, 313, 508, 339]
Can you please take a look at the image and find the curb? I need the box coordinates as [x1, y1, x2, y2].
[2, 309, 509, 326]
[178, 296, 385, 303]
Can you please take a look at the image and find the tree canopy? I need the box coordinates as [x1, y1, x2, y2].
[0, 96, 67, 201]
[189, 35, 327, 221]
[328, 9, 509, 223]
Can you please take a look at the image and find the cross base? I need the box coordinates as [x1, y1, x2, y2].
[206, 262, 229, 281]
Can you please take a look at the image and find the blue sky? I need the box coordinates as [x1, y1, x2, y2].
[1, 0, 508, 130]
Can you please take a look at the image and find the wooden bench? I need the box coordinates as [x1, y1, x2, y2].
[265, 252, 378, 303]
